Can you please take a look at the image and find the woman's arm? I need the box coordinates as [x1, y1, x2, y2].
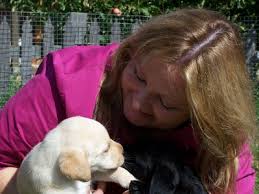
[0, 167, 18, 194]
[0, 53, 64, 171]
[0, 52, 67, 193]
[0, 44, 119, 193]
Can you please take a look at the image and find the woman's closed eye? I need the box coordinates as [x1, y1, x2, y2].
[134, 66, 145, 82]
[159, 96, 177, 111]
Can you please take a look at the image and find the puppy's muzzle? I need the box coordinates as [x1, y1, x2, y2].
[110, 140, 124, 167]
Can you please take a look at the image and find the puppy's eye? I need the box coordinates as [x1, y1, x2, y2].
[103, 143, 110, 153]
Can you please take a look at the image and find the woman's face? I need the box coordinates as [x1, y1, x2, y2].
[121, 54, 189, 129]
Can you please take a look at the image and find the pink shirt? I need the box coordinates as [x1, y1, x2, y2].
[0, 43, 255, 193]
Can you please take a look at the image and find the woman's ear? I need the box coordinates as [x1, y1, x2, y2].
[58, 148, 91, 182]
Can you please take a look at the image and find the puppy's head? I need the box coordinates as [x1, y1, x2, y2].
[58, 117, 124, 182]
[123, 143, 208, 194]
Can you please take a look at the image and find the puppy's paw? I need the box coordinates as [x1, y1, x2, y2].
[115, 167, 137, 189]
[59, 148, 91, 182]
[92, 167, 137, 189]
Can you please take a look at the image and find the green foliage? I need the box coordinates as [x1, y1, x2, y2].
[1, 0, 258, 18]
[0, 75, 22, 107]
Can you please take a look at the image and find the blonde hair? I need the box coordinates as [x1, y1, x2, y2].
[97, 8, 257, 193]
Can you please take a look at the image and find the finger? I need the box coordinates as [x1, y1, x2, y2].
[96, 181, 106, 191]
[122, 190, 129, 194]
[92, 188, 104, 194]
[92, 181, 107, 194]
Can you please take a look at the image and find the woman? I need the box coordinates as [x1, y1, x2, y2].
[0, 8, 256, 194]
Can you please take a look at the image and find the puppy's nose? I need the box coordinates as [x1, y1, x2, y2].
[111, 140, 123, 154]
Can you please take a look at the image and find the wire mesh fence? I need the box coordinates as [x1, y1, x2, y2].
[0, 11, 258, 107]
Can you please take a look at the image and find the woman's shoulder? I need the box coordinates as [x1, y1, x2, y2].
[52, 43, 118, 56]
[235, 143, 256, 193]
[46, 43, 119, 71]
[237, 143, 255, 176]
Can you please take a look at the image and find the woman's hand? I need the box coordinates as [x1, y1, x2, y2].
[0, 167, 19, 194]
[91, 182, 106, 194]
[91, 182, 129, 194]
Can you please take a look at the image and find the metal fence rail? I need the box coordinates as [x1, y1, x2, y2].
[0, 11, 258, 107]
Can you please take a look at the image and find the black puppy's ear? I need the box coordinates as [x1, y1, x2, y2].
[123, 149, 153, 181]
[175, 166, 208, 194]
[129, 180, 146, 194]
[149, 163, 179, 194]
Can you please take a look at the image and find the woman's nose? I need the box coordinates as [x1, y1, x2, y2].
[132, 90, 152, 114]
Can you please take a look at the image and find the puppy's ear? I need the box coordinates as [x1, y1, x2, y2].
[58, 148, 91, 182]
[149, 162, 179, 194]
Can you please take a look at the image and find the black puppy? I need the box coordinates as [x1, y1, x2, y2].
[122, 143, 208, 194]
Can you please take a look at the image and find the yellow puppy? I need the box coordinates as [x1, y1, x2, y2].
[17, 116, 136, 194]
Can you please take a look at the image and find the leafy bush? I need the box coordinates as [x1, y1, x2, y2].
[0, 75, 22, 107]
[1, 0, 258, 18]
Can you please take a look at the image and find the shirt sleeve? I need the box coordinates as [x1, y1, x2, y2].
[0, 53, 64, 169]
[236, 143, 256, 194]
[0, 43, 119, 170]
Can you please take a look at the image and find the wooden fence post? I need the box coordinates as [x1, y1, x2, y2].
[21, 17, 33, 85]
[0, 16, 11, 94]
[75, 13, 88, 45]
[63, 12, 88, 47]
[89, 18, 100, 44]
[43, 17, 55, 55]
[11, 12, 20, 73]
[110, 18, 121, 43]
[244, 29, 258, 79]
